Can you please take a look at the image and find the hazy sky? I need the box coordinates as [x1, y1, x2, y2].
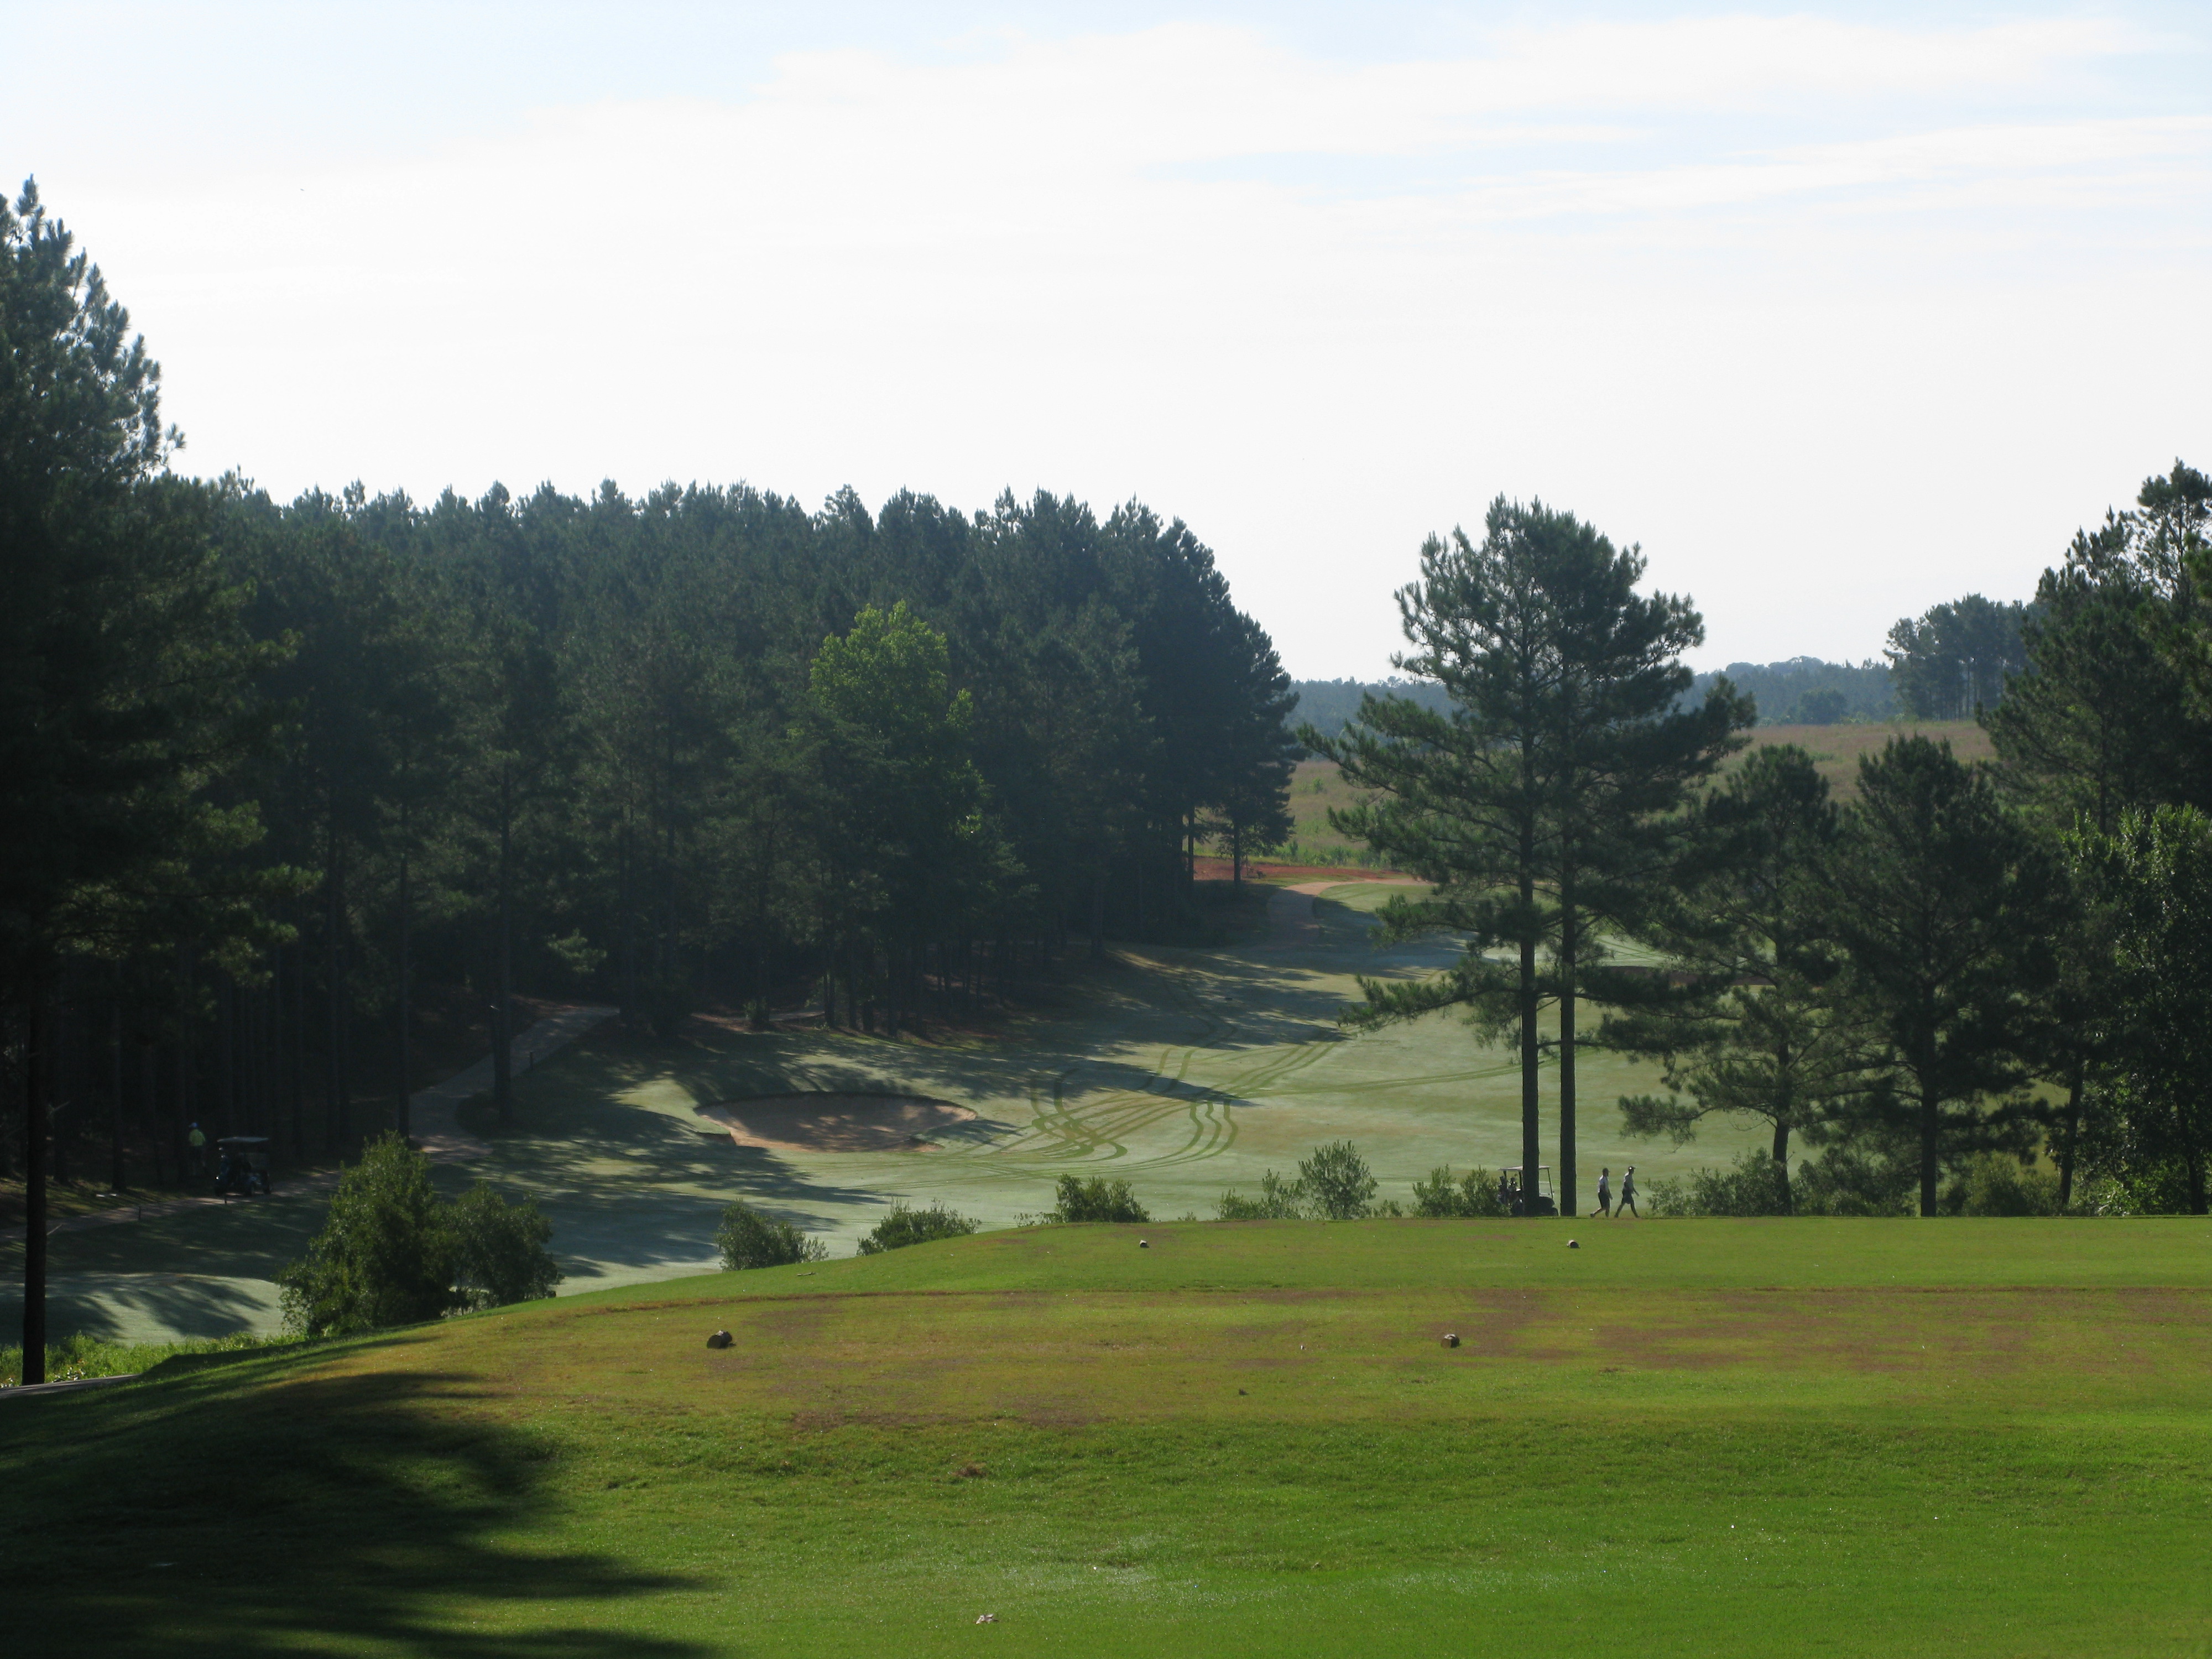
[7, 2, 2208, 677]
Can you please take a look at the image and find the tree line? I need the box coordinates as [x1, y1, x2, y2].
[1317, 610, 2037, 739]
[1, 180, 1298, 1380]
[1318, 467, 2212, 1219]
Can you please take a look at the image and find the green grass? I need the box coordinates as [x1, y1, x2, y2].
[6, 1218, 2209, 1656]
[0, 1328, 293, 1388]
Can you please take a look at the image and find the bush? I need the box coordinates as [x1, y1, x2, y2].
[279, 1133, 460, 1336]
[1048, 1173, 1149, 1223]
[448, 1183, 565, 1308]
[1411, 1165, 1510, 1218]
[857, 1202, 979, 1255]
[1300, 1141, 1379, 1220]
[1951, 1152, 2062, 1217]
[1217, 1142, 1383, 1221]
[1793, 1145, 1918, 1216]
[1217, 1168, 1306, 1220]
[1646, 1150, 1792, 1217]
[716, 1201, 831, 1269]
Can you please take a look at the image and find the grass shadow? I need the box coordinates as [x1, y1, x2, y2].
[0, 1344, 714, 1657]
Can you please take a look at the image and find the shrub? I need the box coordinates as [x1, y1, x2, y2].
[1793, 1145, 1917, 1217]
[1952, 1152, 2062, 1217]
[448, 1183, 565, 1308]
[1646, 1145, 1922, 1217]
[716, 1201, 831, 1269]
[1646, 1150, 1792, 1217]
[1048, 1173, 1149, 1224]
[1411, 1165, 1510, 1218]
[1217, 1168, 1306, 1220]
[1299, 1140, 1378, 1220]
[1217, 1142, 1383, 1220]
[857, 1202, 980, 1255]
[279, 1133, 460, 1336]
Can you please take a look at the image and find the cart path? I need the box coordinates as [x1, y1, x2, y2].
[1, 1004, 619, 1242]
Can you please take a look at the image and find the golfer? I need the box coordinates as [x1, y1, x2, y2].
[1616, 1165, 1639, 1218]
[187, 1121, 207, 1177]
[1592, 1167, 1612, 1218]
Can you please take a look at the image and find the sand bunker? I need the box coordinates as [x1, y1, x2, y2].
[696, 1093, 975, 1154]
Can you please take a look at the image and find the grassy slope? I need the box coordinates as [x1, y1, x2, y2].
[6, 1220, 2209, 1658]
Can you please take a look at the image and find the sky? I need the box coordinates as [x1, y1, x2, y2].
[5, 2, 2209, 679]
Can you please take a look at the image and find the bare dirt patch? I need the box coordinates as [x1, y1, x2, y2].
[695, 1093, 976, 1153]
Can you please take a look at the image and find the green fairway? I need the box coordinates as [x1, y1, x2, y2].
[5, 886, 1775, 1345]
[6, 1219, 2209, 1657]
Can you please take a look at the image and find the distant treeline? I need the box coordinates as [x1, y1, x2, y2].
[1288, 678, 1452, 745]
[1304, 599, 2036, 732]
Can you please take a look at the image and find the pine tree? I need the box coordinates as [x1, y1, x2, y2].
[1314, 499, 1741, 1215]
[1, 180, 283, 1381]
[1825, 738, 2059, 1215]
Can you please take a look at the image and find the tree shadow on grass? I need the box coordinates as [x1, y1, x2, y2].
[0, 1352, 716, 1658]
[0, 1267, 279, 1342]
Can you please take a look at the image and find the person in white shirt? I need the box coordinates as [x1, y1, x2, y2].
[1616, 1166, 1639, 1218]
[1592, 1167, 1612, 1218]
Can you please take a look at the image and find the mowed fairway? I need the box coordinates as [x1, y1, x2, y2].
[7, 1220, 2210, 1657]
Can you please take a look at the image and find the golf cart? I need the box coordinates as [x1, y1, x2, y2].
[1499, 1165, 1556, 1218]
[213, 1136, 273, 1197]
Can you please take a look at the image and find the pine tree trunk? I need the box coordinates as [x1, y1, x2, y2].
[1519, 927, 1540, 1217]
[142, 1040, 163, 1189]
[396, 843, 412, 1139]
[326, 818, 346, 1151]
[494, 776, 514, 1126]
[109, 1005, 126, 1193]
[1918, 1052, 1940, 1217]
[1558, 930, 1577, 1224]
[620, 814, 639, 1031]
[288, 933, 306, 1162]
[2056, 1060, 2085, 1209]
[1771, 1119, 1793, 1214]
[21, 991, 50, 1385]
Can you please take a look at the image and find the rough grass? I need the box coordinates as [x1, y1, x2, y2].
[1739, 719, 1994, 797]
[4, 1219, 2208, 1657]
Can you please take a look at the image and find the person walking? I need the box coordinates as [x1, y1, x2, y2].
[1616, 1165, 1639, 1218]
[186, 1121, 208, 1178]
[1592, 1167, 1612, 1218]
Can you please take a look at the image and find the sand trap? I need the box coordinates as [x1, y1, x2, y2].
[696, 1093, 976, 1154]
